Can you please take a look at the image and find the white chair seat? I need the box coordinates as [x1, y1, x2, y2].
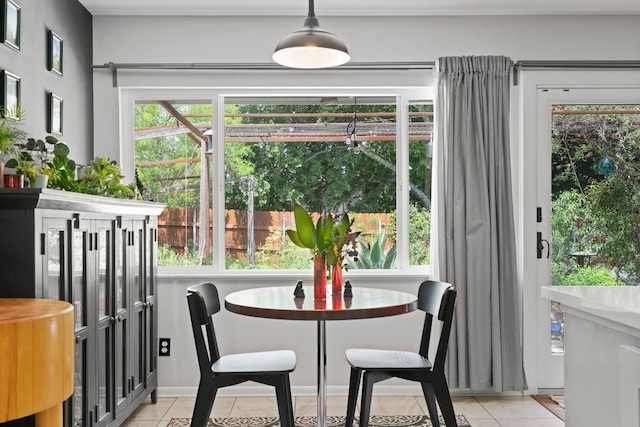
[346, 348, 432, 370]
[213, 350, 296, 374]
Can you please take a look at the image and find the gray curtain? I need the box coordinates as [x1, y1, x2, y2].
[431, 56, 527, 391]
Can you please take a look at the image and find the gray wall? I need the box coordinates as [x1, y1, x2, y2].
[0, 0, 93, 164]
[88, 13, 640, 397]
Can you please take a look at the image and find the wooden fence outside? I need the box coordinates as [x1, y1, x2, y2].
[158, 207, 393, 259]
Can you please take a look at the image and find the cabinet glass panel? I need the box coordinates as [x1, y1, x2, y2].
[116, 229, 126, 310]
[147, 304, 155, 375]
[97, 327, 110, 421]
[47, 230, 63, 300]
[146, 229, 155, 298]
[98, 229, 110, 319]
[132, 310, 142, 391]
[134, 229, 142, 303]
[74, 336, 87, 427]
[73, 230, 87, 329]
[115, 318, 127, 407]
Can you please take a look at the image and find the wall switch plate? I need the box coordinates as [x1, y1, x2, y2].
[159, 338, 171, 356]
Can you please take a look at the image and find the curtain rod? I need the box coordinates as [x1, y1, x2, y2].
[93, 61, 435, 70]
[513, 60, 640, 69]
[511, 60, 640, 84]
[94, 60, 640, 87]
[93, 62, 436, 86]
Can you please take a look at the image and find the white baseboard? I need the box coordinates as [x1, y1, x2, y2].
[156, 384, 532, 398]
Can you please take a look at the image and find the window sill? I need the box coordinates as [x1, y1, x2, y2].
[157, 266, 432, 286]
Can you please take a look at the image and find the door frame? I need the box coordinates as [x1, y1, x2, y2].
[518, 69, 640, 393]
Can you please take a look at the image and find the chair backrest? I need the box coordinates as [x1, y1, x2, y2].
[416, 280, 457, 372]
[187, 282, 222, 376]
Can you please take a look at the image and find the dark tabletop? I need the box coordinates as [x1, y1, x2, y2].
[225, 286, 418, 321]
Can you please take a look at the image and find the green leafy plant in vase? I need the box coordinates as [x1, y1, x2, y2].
[286, 202, 359, 298]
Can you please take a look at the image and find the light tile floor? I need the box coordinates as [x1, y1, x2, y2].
[123, 395, 564, 427]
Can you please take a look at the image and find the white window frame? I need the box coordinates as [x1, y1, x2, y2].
[121, 86, 434, 280]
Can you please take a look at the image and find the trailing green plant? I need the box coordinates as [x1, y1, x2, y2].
[76, 156, 133, 198]
[345, 232, 397, 269]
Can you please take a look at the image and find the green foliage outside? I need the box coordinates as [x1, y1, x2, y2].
[387, 203, 431, 265]
[137, 100, 434, 268]
[158, 245, 200, 266]
[551, 105, 640, 286]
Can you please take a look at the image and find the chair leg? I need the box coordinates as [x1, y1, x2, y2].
[274, 374, 295, 427]
[192, 380, 217, 427]
[432, 378, 456, 427]
[420, 382, 440, 427]
[358, 372, 375, 427]
[345, 368, 362, 427]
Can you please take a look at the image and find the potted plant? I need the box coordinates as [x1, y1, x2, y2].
[76, 156, 133, 198]
[0, 106, 26, 185]
[6, 135, 72, 188]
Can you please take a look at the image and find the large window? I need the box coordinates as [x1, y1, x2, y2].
[131, 89, 432, 271]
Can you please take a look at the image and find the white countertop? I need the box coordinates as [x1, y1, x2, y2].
[542, 286, 640, 331]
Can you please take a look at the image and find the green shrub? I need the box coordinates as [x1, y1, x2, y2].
[555, 265, 618, 286]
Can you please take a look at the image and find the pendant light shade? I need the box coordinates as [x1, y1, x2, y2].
[273, 0, 350, 69]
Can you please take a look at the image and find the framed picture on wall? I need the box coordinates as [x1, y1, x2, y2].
[48, 93, 63, 135]
[1, 0, 20, 51]
[47, 30, 63, 75]
[2, 70, 20, 120]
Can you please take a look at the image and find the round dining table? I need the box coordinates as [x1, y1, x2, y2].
[225, 284, 418, 427]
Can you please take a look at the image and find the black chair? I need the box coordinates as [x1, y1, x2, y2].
[344, 280, 458, 427]
[187, 283, 297, 427]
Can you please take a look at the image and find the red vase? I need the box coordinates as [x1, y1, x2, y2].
[331, 263, 343, 295]
[313, 254, 327, 300]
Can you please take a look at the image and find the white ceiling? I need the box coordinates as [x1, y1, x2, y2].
[77, 0, 640, 16]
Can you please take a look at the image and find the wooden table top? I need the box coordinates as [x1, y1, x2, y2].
[0, 298, 73, 322]
[225, 286, 418, 321]
[0, 298, 74, 423]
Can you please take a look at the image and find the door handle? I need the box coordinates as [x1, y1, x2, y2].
[537, 232, 550, 259]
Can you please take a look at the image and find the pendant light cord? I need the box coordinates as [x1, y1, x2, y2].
[304, 0, 320, 28]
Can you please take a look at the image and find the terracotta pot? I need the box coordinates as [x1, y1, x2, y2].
[313, 254, 327, 300]
[3, 174, 23, 188]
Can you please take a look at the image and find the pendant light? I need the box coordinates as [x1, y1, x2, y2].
[273, 0, 350, 69]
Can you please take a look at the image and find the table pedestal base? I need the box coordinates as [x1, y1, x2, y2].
[317, 320, 327, 427]
[35, 404, 63, 427]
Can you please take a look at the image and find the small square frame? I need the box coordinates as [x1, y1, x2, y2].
[2, 70, 20, 120]
[1, 0, 20, 51]
[48, 92, 63, 135]
[47, 30, 63, 76]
